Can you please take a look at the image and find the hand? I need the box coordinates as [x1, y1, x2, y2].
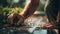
[8, 13, 25, 25]
[40, 23, 53, 29]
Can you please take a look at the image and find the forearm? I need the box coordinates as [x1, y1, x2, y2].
[20, 0, 40, 19]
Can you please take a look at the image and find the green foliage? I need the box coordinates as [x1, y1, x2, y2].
[37, 2, 44, 11]
[19, 0, 26, 7]
[0, 0, 26, 7]
[0, 7, 23, 25]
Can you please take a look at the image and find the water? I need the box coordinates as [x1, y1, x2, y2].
[0, 28, 47, 34]
[33, 29, 47, 34]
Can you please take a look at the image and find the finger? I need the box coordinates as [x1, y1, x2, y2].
[16, 14, 24, 25]
[8, 16, 13, 24]
[8, 13, 14, 24]
[17, 18, 24, 25]
[46, 25, 52, 28]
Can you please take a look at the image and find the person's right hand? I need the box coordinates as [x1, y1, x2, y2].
[8, 13, 25, 25]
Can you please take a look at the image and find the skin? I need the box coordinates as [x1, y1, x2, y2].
[20, 0, 40, 19]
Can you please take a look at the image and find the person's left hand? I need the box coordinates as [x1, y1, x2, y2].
[40, 23, 53, 29]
